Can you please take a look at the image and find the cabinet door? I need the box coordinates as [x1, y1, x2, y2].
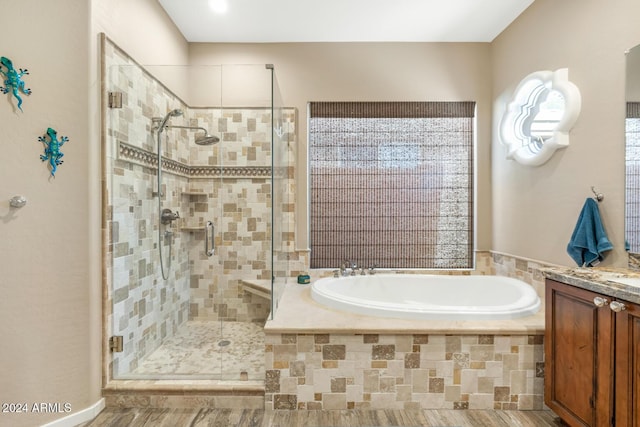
[615, 298, 640, 427]
[545, 279, 615, 427]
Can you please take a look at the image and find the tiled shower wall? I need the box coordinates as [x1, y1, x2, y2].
[186, 107, 297, 322]
[105, 39, 192, 377]
[104, 37, 296, 378]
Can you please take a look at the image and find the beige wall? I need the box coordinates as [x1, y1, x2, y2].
[189, 42, 494, 252]
[491, 0, 640, 267]
[93, 0, 187, 65]
[0, 2, 95, 427]
[4, 0, 639, 425]
[93, 0, 190, 98]
[0, 1, 189, 426]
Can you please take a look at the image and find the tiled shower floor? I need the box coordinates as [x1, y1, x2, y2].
[126, 321, 265, 381]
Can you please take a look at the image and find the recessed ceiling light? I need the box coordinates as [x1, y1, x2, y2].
[208, 0, 228, 14]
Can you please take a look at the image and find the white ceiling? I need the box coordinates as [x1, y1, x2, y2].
[158, 0, 534, 43]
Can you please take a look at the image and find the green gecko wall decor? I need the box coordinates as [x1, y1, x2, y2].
[0, 56, 31, 111]
[39, 128, 68, 177]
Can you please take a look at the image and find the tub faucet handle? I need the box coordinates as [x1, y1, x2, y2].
[340, 261, 349, 277]
[368, 264, 378, 275]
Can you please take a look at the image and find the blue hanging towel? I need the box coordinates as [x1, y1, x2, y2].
[567, 198, 613, 267]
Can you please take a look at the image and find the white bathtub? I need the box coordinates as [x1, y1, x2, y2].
[310, 274, 541, 320]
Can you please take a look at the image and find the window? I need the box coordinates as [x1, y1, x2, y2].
[309, 101, 475, 269]
[499, 68, 581, 166]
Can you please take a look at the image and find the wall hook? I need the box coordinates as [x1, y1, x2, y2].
[591, 186, 604, 202]
[9, 195, 27, 208]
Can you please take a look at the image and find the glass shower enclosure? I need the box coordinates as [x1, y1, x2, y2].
[103, 38, 293, 381]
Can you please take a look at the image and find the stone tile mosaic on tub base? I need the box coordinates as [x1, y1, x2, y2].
[264, 333, 544, 411]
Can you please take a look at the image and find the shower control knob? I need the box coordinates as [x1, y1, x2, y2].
[593, 297, 608, 307]
[609, 301, 627, 312]
[161, 208, 180, 224]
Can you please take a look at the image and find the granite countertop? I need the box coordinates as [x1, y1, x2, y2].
[542, 266, 640, 305]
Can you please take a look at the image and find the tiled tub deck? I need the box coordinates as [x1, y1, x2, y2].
[264, 283, 545, 411]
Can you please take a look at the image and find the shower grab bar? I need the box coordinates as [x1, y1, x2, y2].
[205, 221, 215, 256]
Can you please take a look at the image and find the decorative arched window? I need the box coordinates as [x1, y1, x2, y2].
[500, 68, 581, 166]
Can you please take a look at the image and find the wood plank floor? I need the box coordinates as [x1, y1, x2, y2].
[83, 408, 563, 427]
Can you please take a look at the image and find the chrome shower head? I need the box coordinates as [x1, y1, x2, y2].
[152, 111, 218, 144]
[194, 133, 220, 145]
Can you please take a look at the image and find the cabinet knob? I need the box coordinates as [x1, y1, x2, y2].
[593, 297, 609, 307]
[610, 301, 627, 312]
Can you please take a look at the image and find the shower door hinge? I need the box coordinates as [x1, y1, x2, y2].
[108, 91, 123, 109]
[109, 336, 124, 353]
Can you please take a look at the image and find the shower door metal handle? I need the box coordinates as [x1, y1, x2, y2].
[205, 221, 215, 256]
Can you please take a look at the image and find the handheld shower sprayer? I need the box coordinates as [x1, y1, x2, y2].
[152, 109, 220, 145]
[156, 109, 183, 131]
[152, 108, 219, 280]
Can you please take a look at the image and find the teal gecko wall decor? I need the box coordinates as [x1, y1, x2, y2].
[39, 128, 68, 177]
[0, 56, 31, 111]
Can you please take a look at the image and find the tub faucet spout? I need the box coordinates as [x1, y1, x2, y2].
[349, 262, 358, 276]
[340, 260, 357, 277]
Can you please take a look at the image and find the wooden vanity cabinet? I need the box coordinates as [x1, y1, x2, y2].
[545, 278, 640, 427]
[615, 296, 640, 427]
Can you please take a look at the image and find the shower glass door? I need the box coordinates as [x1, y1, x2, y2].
[105, 38, 277, 382]
[270, 68, 293, 316]
[106, 60, 199, 380]
[211, 64, 275, 381]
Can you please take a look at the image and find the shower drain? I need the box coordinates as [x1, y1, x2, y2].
[218, 340, 231, 347]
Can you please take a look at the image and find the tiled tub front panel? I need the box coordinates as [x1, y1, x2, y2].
[264, 333, 544, 411]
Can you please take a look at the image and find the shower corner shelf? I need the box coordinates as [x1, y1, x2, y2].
[180, 225, 205, 232]
[181, 190, 208, 197]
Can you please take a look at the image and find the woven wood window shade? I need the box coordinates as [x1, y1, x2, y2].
[309, 101, 475, 269]
[628, 102, 640, 118]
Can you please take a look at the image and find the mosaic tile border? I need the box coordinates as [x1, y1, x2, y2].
[118, 141, 272, 179]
